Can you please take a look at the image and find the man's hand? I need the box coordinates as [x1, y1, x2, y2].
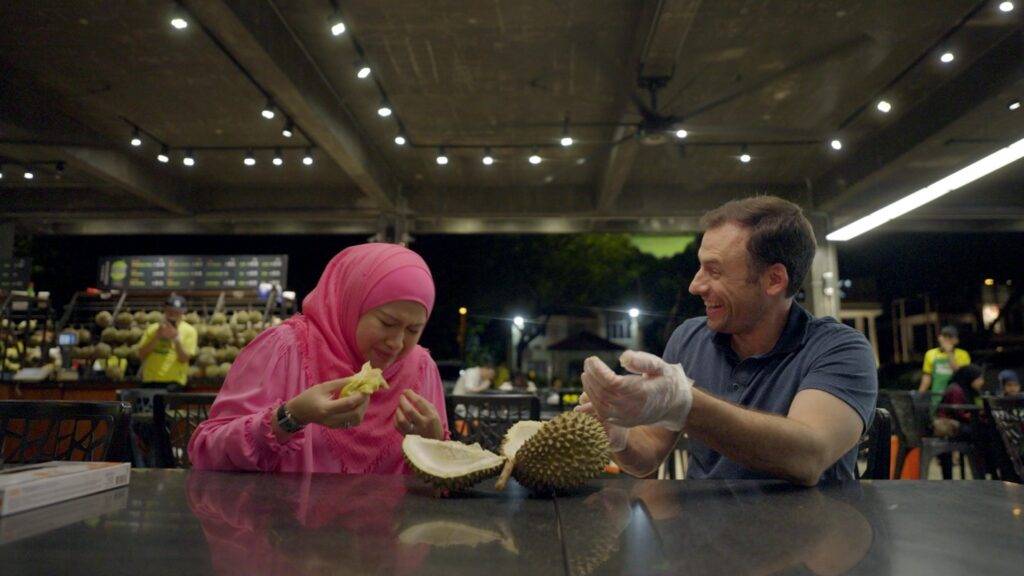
[575, 392, 629, 452]
[582, 351, 694, 431]
[157, 321, 178, 341]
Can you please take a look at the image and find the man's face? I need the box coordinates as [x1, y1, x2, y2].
[164, 307, 184, 324]
[1004, 381, 1020, 396]
[938, 334, 958, 351]
[688, 223, 773, 335]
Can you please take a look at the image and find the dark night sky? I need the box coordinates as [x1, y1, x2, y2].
[18, 231, 1024, 361]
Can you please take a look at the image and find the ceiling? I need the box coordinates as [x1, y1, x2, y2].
[0, 0, 1022, 236]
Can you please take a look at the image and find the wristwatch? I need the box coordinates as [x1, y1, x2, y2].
[276, 403, 305, 434]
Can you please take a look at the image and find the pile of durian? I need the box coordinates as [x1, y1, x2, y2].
[403, 411, 610, 495]
[59, 308, 282, 382]
[0, 318, 54, 373]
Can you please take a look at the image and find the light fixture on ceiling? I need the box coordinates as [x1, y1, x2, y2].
[261, 100, 276, 120]
[940, 51, 955, 64]
[436, 147, 449, 166]
[244, 150, 256, 166]
[0, 166, 4, 180]
[272, 148, 284, 166]
[23, 166, 35, 180]
[1009, 99, 1021, 111]
[170, 12, 188, 30]
[356, 62, 371, 79]
[329, 10, 346, 36]
[157, 146, 170, 163]
[628, 308, 640, 319]
[675, 128, 689, 139]
[513, 316, 525, 329]
[827, 135, 1024, 241]
[560, 114, 574, 147]
[394, 133, 407, 146]
[377, 100, 393, 118]
[482, 148, 494, 166]
[560, 135, 574, 147]
[528, 148, 542, 165]
[739, 145, 751, 163]
[130, 127, 142, 147]
[183, 149, 196, 167]
[876, 99, 893, 113]
[282, 120, 294, 138]
[830, 138, 843, 151]
[302, 148, 314, 166]
[999, 1, 1014, 13]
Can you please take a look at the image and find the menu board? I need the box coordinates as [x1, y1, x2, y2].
[0, 258, 31, 290]
[97, 255, 288, 290]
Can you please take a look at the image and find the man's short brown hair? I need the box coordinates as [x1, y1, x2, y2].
[700, 196, 817, 297]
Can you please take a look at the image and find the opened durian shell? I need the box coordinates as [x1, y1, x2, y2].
[403, 435, 506, 492]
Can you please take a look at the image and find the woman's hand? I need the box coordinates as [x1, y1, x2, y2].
[394, 390, 443, 440]
[286, 376, 369, 430]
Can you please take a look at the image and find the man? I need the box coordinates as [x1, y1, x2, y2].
[138, 294, 197, 390]
[918, 325, 970, 410]
[579, 196, 877, 485]
[452, 364, 496, 395]
[999, 369, 1021, 396]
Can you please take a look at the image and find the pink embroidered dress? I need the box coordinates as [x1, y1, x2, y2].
[188, 244, 449, 474]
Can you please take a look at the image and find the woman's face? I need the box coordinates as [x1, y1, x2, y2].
[970, 376, 985, 392]
[355, 300, 427, 369]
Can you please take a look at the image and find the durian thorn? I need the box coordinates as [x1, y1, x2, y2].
[494, 458, 516, 491]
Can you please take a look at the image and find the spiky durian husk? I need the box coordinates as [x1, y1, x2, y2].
[403, 436, 506, 493]
[512, 411, 610, 493]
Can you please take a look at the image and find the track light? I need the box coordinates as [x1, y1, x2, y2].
[738, 145, 751, 163]
[157, 146, 170, 163]
[394, 134, 407, 146]
[377, 100, 393, 117]
[876, 100, 892, 113]
[183, 149, 195, 167]
[282, 120, 294, 138]
[244, 150, 256, 166]
[999, 1, 1014, 12]
[940, 51, 955, 64]
[302, 148, 314, 166]
[261, 100, 276, 120]
[170, 11, 188, 30]
[830, 139, 843, 151]
[482, 148, 494, 166]
[23, 167, 34, 180]
[356, 62, 371, 79]
[528, 148, 542, 165]
[560, 135, 574, 147]
[0, 167, 4, 180]
[329, 11, 346, 36]
[436, 147, 449, 166]
[271, 148, 283, 166]
[130, 127, 142, 147]
[675, 129, 689, 139]
[1009, 99, 1021, 111]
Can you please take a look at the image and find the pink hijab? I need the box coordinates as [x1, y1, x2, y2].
[285, 243, 437, 471]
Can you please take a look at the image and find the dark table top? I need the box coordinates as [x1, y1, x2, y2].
[1, 470, 1022, 575]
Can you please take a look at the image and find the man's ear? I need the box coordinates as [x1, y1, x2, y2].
[763, 263, 790, 297]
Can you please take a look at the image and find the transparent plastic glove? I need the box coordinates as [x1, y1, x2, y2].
[582, 351, 693, 431]
[575, 392, 629, 452]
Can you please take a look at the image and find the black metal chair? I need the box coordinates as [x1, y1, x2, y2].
[886, 390, 975, 479]
[0, 400, 131, 464]
[984, 396, 1024, 482]
[858, 407, 892, 480]
[117, 389, 166, 467]
[152, 393, 216, 468]
[446, 394, 541, 453]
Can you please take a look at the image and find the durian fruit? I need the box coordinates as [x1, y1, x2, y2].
[184, 312, 201, 325]
[128, 326, 144, 343]
[196, 351, 216, 368]
[187, 365, 202, 378]
[78, 345, 96, 361]
[218, 362, 232, 377]
[133, 311, 147, 324]
[28, 331, 43, 347]
[495, 412, 610, 493]
[100, 327, 118, 344]
[204, 365, 222, 379]
[210, 312, 227, 325]
[114, 311, 133, 328]
[76, 328, 92, 344]
[94, 343, 113, 359]
[113, 345, 131, 359]
[128, 344, 141, 364]
[402, 435, 506, 492]
[223, 345, 240, 362]
[115, 329, 132, 344]
[145, 311, 163, 324]
[95, 311, 113, 328]
[105, 362, 125, 381]
[340, 361, 389, 397]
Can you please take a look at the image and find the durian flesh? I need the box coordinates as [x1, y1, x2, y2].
[340, 361, 389, 396]
[403, 435, 506, 492]
[500, 412, 610, 493]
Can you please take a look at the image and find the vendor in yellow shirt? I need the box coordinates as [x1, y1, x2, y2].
[918, 325, 971, 411]
[138, 294, 197, 390]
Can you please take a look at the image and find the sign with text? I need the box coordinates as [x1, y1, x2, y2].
[98, 255, 288, 290]
[0, 258, 31, 290]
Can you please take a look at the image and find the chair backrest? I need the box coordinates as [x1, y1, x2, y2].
[446, 394, 541, 453]
[152, 393, 216, 468]
[858, 407, 892, 480]
[883, 391, 930, 448]
[984, 396, 1024, 480]
[0, 400, 132, 464]
[116, 388, 164, 414]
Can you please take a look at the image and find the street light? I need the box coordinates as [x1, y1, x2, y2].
[458, 307, 468, 316]
[513, 316, 525, 329]
[628, 308, 640, 319]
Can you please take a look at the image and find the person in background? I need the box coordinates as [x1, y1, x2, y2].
[935, 364, 999, 479]
[999, 370, 1020, 396]
[546, 376, 565, 406]
[189, 244, 448, 473]
[138, 294, 197, 391]
[452, 364, 495, 395]
[918, 325, 971, 411]
[499, 371, 537, 393]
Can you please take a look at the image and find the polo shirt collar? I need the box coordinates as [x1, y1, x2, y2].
[710, 302, 811, 359]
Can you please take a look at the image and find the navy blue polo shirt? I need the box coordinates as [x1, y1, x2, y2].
[663, 303, 878, 482]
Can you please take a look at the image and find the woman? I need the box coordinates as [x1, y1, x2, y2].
[189, 244, 448, 473]
[935, 364, 991, 478]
